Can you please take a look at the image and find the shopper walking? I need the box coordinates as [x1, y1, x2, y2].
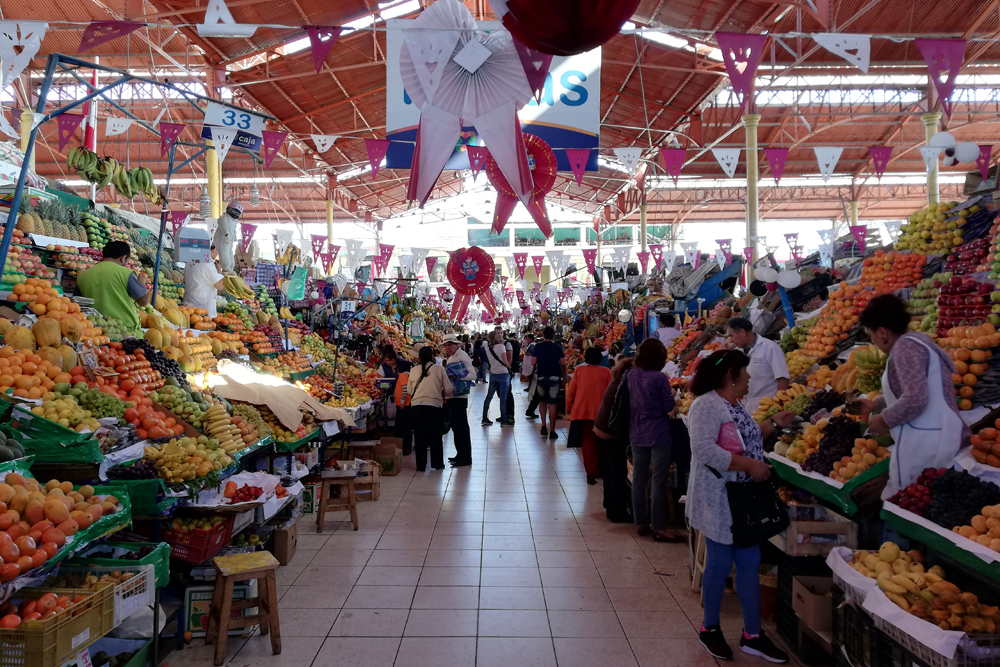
[520, 333, 536, 383]
[531, 326, 566, 439]
[688, 350, 794, 663]
[407, 346, 453, 472]
[594, 357, 635, 522]
[443, 335, 475, 467]
[503, 331, 521, 426]
[627, 338, 682, 542]
[566, 347, 612, 484]
[474, 338, 488, 384]
[481, 330, 512, 426]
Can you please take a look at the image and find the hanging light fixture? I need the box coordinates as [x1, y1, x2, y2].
[199, 188, 211, 217]
[250, 183, 260, 207]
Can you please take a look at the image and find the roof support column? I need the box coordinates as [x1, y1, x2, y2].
[640, 204, 648, 253]
[743, 113, 761, 261]
[849, 200, 859, 226]
[326, 174, 337, 245]
[922, 111, 942, 206]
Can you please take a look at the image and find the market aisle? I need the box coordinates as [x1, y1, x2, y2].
[169, 381, 798, 667]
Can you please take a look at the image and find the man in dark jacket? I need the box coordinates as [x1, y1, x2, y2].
[502, 331, 521, 426]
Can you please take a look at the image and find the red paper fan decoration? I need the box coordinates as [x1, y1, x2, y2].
[446, 246, 499, 321]
[486, 132, 557, 238]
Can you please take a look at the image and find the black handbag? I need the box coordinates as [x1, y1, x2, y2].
[707, 467, 789, 548]
[606, 370, 631, 437]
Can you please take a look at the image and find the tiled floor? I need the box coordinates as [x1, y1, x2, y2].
[167, 382, 799, 667]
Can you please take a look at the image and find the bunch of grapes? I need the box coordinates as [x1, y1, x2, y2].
[107, 459, 159, 480]
[79, 388, 125, 419]
[801, 390, 843, 420]
[921, 469, 1000, 529]
[801, 415, 862, 475]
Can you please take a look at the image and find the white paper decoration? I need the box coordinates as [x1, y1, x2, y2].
[105, 117, 134, 136]
[813, 147, 843, 181]
[812, 34, 871, 73]
[311, 134, 339, 153]
[681, 242, 699, 266]
[711, 148, 741, 178]
[209, 126, 237, 166]
[929, 132, 957, 148]
[610, 246, 631, 271]
[197, 0, 258, 37]
[612, 147, 643, 175]
[919, 146, 941, 172]
[955, 142, 980, 164]
[0, 22, 47, 91]
[0, 107, 16, 140]
[714, 252, 726, 269]
[661, 250, 677, 273]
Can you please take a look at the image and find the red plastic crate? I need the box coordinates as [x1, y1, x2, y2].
[119, 516, 234, 564]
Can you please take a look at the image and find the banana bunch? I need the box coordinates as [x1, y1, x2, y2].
[66, 146, 101, 182]
[68, 148, 160, 202]
[755, 383, 809, 420]
[203, 405, 246, 454]
[223, 275, 254, 299]
[113, 167, 159, 202]
[279, 306, 294, 319]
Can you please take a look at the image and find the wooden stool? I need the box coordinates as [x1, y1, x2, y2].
[205, 551, 281, 666]
[317, 469, 358, 533]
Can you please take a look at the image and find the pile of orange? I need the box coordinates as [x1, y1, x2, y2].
[939, 324, 1000, 410]
[797, 280, 863, 356]
[858, 251, 927, 291]
[0, 347, 73, 399]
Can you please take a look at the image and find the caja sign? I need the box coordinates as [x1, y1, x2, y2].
[385, 19, 600, 173]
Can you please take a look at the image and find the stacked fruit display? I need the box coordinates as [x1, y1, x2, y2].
[889, 468, 1000, 529]
[896, 201, 963, 253]
[911, 274, 947, 333]
[92, 343, 167, 394]
[751, 383, 810, 423]
[49, 248, 98, 275]
[853, 345, 888, 393]
[300, 334, 338, 363]
[256, 285, 278, 315]
[143, 435, 234, 482]
[257, 352, 311, 378]
[28, 392, 102, 432]
[80, 211, 114, 249]
[231, 403, 270, 438]
[971, 423, 1000, 467]
[257, 405, 317, 443]
[222, 300, 255, 330]
[936, 277, 995, 333]
[150, 384, 210, 430]
[3, 245, 55, 282]
[801, 415, 864, 475]
[953, 504, 1000, 554]
[829, 437, 890, 482]
[937, 323, 1000, 409]
[223, 482, 263, 504]
[212, 314, 246, 332]
[857, 251, 927, 292]
[121, 338, 188, 387]
[16, 203, 87, 243]
[775, 420, 825, 464]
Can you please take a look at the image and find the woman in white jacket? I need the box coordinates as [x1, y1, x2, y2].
[687, 350, 793, 664]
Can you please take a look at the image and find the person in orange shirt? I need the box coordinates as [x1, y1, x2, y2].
[566, 347, 613, 484]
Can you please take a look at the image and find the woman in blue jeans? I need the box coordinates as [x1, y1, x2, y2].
[687, 350, 794, 663]
[481, 330, 511, 426]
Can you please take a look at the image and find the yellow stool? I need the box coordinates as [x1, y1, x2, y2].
[205, 551, 281, 666]
[317, 469, 359, 533]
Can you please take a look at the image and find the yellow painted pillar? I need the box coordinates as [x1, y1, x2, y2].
[639, 204, 648, 253]
[326, 200, 334, 243]
[922, 111, 942, 205]
[849, 200, 859, 225]
[206, 140, 221, 218]
[20, 108, 34, 171]
[743, 113, 761, 257]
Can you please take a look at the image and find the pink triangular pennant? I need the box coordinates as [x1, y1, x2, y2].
[304, 26, 343, 74]
[869, 146, 893, 178]
[396, 283, 406, 298]
[582, 248, 597, 274]
[379, 243, 394, 262]
[915, 39, 966, 119]
[260, 131, 287, 170]
[240, 223, 257, 253]
[310, 234, 327, 260]
[659, 148, 685, 185]
[849, 225, 867, 254]
[467, 145, 489, 179]
[716, 239, 732, 265]
[511, 37, 553, 103]
[328, 245, 340, 268]
[764, 148, 789, 183]
[425, 256, 437, 277]
[56, 113, 85, 152]
[715, 32, 768, 110]
[365, 139, 391, 178]
[79, 21, 143, 52]
[159, 122, 185, 157]
[637, 251, 650, 273]
[168, 211, 188, 235]
[512, 253, 527, 279]
[648, 245, 663, 271]
[358, 281, 367, 293]
[784, 233, 798, 250]
[319, 250, 333, 274]
[531, 255, 544, 278]
[978, 145, 993, 180]
[565, 148, 591, 185]
[743, 246, 754, 262]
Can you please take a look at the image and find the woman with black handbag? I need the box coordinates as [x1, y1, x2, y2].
[407, 346, 453, 472]
[688, 350, 794, 663]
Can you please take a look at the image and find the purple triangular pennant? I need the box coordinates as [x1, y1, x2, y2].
[79, 21, 143, 52]
[425, 256, 437, 277]
[915, 39, 966, 119]
[869, 146, 893, 178]
[532, 255, 544, 278]
[365, 139, 391, 178]
[764, 148, 788, 182]
[511, 37, 553, 103]
[240, 223, 257, 253]
[56, 113, 85, 152]
[260, 131, 287, 170]
[304, 26, 343, 74]
[659, 148, 685, 185]
[649, 245, 663, 271]
[978, 145, 993, 180]
[637, 251, 650, 273]
[565, 148, 591, 185]
[715, 32, 768, 110]
[311, 234, 327, 260]
[159, 122, 185, 157]
[849, 225, 867, 254]
[169, 211, 188, 235]
[467, 145, 489, 179]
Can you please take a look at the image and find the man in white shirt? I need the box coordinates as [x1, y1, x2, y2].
[655, 313, 681, 346]
[726, 316, 790, 414]
[443, 334, 475, 467]
[183, 260, 225, 317]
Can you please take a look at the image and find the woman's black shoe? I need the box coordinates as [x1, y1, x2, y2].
[700, 625, 733, 661]
[451, 460, 472, 467]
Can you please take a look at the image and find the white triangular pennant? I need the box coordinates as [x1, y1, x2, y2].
[403, 27, 462, 105]
[0, 22, 47, 91]
[197, 0, 258, 37]
[813, 147, 843, 181]
[504, 256, 518, 280]
[0, 107, 16, 140]
[818, 242, 833, 267]
[311, 134, 339, 153]
[816, 229, 835, 244]
[105, 116, 133, 136]
[612, 147, 643, 174]
[812, 34, 871, 74]
[209, 126, 237, 166]
[883, 220, 902, 242]
[29, 112, 45, 130]
[919, 146, 942, 173]
[711, 148, 741, 178]
[714, 251, 726, 269]
[662, 250, 677, 273]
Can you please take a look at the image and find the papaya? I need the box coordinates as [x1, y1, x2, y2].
[147, 313, 163, 330]
[144, 328, 163, 350]
[32, 319, 60, 348]
[0, 320, 11, 336]
[57, 344, 78, 372]
[3, 326, 36, 351]
[60, 318, 83, 344]
[36, 346, 62, 368]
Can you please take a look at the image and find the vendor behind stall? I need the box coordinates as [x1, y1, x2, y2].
[183, 259, 225, 317]
[726, 316, 789, 414]
[76, 241, 149, 329]
[857, 294, 969, 496]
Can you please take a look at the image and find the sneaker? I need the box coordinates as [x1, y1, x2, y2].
[699, 625, 733, 661]
[739, 629, 788, 663]
[482, 418, 494, 426]
[524, 412, 537, 419]
[540, 426, 548, 436]
[502, 419, 515, 426]
[548, 431, 558, 440]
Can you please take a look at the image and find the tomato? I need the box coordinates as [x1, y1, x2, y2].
[18, 600, 36, 617]
[30, 550, 45, 568]
[38, 610, 56, 620]
[141, 418, 157, 431]
[124, 408, 138, 423]
[120, 379, 135, 392]
[22, 612, 41, 621]
[0, 614, 20, 628]
[5, 525, 24, 541]
[16, 556, 33, 573]
[0, 563, 18, 582]
[40, 542, 57, 558]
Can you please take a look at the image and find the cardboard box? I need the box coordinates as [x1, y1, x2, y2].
[334, 459, 381, 501]
[184, 581, 257, 637]
[374, 437, 403, 476]
[301, 482, 322, 514]
[273, 521, 298, 565]
[792, 576, 834, 633]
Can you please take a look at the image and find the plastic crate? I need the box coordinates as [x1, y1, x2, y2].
[64, 541, 171, 589]
[122, 515, 234, 564]
[771, 545, 831, 648]
[832, 585, 880, 667]
[873, 614, 1000, 667]
[58, 564, 155, 628]
[0, 582, 115, 667]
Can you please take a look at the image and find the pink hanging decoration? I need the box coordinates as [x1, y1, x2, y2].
[467, 145, 489, 180]
[320, 250, 334, 274]
[310, 235, 327, 260]
[565, 148, 591, 185]
[364, 139, 391, 178]
[56, 113, 85, 152]
[659, 148, 685, 185]
[764, 148, 789, 183]
[649, 244, 663, 271]
[379, 243, 394, 263]
[791, 245, 803, 268]
[743, 246, 754, 262]
[304, 26, 343, 73]
[869, 146, 893, 178]
[485, 131, 557, 237]
[978, 145, 993, 180]
[168, 211, 188, 236]
[513, 253, 528, 279]
[784, 233, 798, 251]
[512, 37, 553, 103]
[716, 239, 732, 265]
[240, 223, 257, 253]
[915, 39, 966, 119]
[636, 250, 650, 273]
[715, 32, 768, 110]
[849, 226, 868, 254]
[581, 248, 598, 274]
[516, 290, 527, 309]
[79, 21, 143, 52]
[531, 255, 544, 278]
[425, 256, 437, 277]
[260, 131, 287, 170]
[396, 283, 406, 298]
[159, 122, 185, 157]
[358, 281, 367, 293]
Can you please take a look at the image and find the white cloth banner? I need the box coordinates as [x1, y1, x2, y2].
[0, 22, 47, 91]
[311, 134, 339, 153]
[812, 33, 871, 73]
[209, 126, 237, 166]
[662, 250, 677, 273]
[711, 148, 741, 178]
[197, 0, 258, 37]
[814, 146, 843, 181]
[920, 146, 942, 173]
[612, 147, 643, 174]
[105, 116, 134, 137]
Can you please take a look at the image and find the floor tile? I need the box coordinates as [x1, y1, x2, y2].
[480, 567, 541, 587]
[476, 637, 557, 667]
[357, 566, 423, 586]
[418, 566, 481, 586]
[343, 585, 416, 609]
[424, 549, 482, 567]
[313, 637, 401, 667]
[479, 586, 546, 610]
[278, 584, 352, 609]
[477, 609, 552, 637]
[548, 610, 626, 638]
[543, 587, 613, 611]
[482, 550, 538, 568]
[403, 609, 478, 636]
[607, 587, 683, 612]
[393, 637, 477, 667]
[553, 637, 639, 667]
[617, 611, 696, 639]
[628, 637, 720, 667]
[411, 586, 480, 609]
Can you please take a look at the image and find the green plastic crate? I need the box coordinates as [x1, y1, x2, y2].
[65, 541, 171, 588]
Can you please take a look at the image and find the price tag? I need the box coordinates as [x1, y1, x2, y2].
[203, 102, 266, 137]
